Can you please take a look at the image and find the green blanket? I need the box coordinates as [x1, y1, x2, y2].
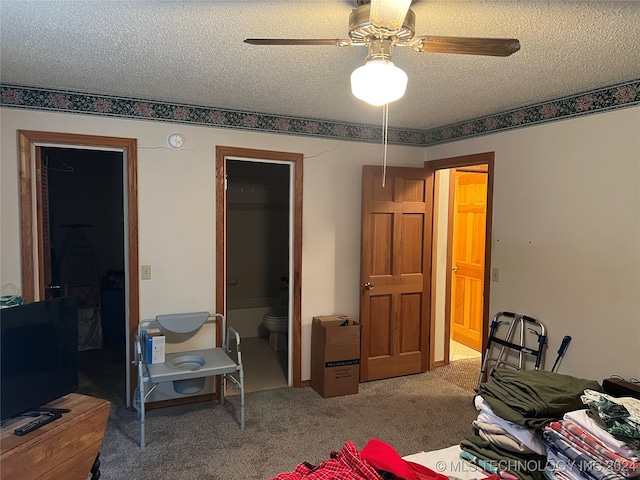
[476, 369, 602, 429]
[460, 434, 547, 480]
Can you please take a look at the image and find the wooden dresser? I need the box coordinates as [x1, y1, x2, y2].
[1, 393, 110, 480]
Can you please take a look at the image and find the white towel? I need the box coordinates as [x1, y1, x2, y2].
[474, 395, 547, 455]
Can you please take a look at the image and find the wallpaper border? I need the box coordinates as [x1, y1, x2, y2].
[1, 79, 638, 147]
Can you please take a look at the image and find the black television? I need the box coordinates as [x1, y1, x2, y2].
[0, 296, 79, 422]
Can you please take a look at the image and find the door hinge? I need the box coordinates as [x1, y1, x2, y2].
[36, 168, 42, 182]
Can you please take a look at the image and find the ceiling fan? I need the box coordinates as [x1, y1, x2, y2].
[245, 0, 520, 106]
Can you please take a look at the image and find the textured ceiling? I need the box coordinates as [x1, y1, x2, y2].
[1, 0, 639, 131]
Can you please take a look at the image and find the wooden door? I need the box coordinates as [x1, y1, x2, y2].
[359, 166, 433, 381]
[450, 170, 487, 352]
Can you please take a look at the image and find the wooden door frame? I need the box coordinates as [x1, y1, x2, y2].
[215, 146, 303, 387]
[17, 130, 139, 403]
[425, 152, 494, 369]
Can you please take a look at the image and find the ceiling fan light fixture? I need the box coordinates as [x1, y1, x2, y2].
[350, 59, 408, 106]
[369, 0, 413, 33]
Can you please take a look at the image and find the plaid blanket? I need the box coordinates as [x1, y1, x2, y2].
[543, 428, 623, 480]
[546, 421, 639, 477]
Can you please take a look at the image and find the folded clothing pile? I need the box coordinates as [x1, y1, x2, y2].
[582, 390, 640, 443]
[461, 369, 602, 480]
[542, 391, 640, 480]
[477, 369, 603, 430]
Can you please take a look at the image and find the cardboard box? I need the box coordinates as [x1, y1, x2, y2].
[142, 328, 165, 364]
[310, 315, 360, 398]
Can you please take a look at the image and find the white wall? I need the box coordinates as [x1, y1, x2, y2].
[426, 107, 640, 382]
[4, 106, 637, 385]
[0, 108, 426, 382]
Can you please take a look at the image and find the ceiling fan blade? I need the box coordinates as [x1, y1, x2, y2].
[369, 0, 412, 33]
[413, 36, 520, 57]
[244, 38, 351, 46]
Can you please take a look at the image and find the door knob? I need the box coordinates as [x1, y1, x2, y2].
[452, 266, 458, 272]
[364, 282, 374, 291]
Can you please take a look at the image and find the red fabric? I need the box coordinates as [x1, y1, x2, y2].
[270, 441, 383, 480]
[361, 438, 418, 480]
[271, 438, 457, 480]
[361, 438, 451, 480]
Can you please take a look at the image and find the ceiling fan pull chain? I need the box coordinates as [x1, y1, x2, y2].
[382, 103, 389, 187]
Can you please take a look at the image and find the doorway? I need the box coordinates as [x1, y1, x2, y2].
[17, 130, 139, 407]
[226, 159, 290, 392]
[426, 152, 494, 368]
[357, 154, 492, 381]
[42, 147, 127, 405]
[448, 166, 487, 360]
[215, 146, 303, 388]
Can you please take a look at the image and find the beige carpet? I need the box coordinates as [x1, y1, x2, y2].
[98, 370, 478, 479]
[432, 357, 481, 392]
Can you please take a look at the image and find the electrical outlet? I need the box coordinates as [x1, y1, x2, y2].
[141, 264, 152, 280]
[491, 267, 499, 282]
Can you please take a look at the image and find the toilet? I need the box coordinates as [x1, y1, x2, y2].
[262, 309, 289, 352]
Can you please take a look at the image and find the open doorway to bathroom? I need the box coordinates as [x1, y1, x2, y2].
[226, 160, 290, 392]
[216, 145, 304, 392]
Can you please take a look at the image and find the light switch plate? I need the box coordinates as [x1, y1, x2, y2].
[491, 267, 499, 282]
[141, 264, 152, 280]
